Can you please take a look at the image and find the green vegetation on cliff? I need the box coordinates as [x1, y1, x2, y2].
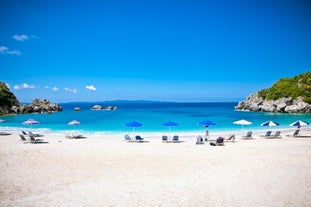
[0, 82, 19, 107]
[258, 71, 311, 103]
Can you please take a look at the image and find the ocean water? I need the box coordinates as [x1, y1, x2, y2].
[1, 101, 311, 135]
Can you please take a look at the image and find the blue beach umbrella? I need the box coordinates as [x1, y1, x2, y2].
[198, 120, 216, 126]
[261, 120, 280, 127]
[125, 120, 143, 135]
[162, 121, 179, 139]
[289, 120, 309, 127]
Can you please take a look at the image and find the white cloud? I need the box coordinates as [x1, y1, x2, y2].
[0, 46, 8, 52]
[51, 87, 59, 92]
[45, 86, 59, 92]
[6, 50, 22, 56]
[13, 34, 29, 41]
[64, 87, 77, 93]
[0, 45, 22, 56]
[86, 85, 96, 91]
[13, 83, 36, 90]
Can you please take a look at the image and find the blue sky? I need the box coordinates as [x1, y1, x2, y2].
[1, 0, 311, 102]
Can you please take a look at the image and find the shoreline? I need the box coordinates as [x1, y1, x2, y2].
[1, 126, 311, 206]
[2, 125, 310, 139]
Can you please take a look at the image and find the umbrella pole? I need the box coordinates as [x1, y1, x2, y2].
[169, 126, 171, 142]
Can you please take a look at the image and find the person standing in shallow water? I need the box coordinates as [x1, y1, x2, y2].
[205, 125, 209, 142]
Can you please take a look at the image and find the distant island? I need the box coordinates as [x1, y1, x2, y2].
[235, 71, 311, 113]
[0, 82, 62, 115]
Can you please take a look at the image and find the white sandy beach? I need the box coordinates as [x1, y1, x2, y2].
[1, 129, 311, 207]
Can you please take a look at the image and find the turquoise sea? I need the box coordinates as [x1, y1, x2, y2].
[1, 101, 311, 135]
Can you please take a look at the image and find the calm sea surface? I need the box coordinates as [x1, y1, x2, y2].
[1, 102, 311, 135]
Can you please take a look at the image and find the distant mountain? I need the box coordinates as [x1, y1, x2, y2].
[235, 71, 311, 113]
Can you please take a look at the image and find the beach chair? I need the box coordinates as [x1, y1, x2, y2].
[271, 131, 281, 138]
[19, 134, 30, 143]
[293, 130, 300, 137]
[124, 134, 132, 142]
[29, 131, 44, 137]
[264, 131, 272, 138]
[216, 137, 225, 146]
[22, 131, 29, 136]
[172, 135, 179, 143]
[135, 135, 144, 142]
[0, 131, 11, 136]
[241, 131, 253, 139]
[225, 134, 235, 142]
[66, 132, 86, 139]
[29, 135, 46, 144]
[196, 136, 204, 144]
[162, 135, 168, 142]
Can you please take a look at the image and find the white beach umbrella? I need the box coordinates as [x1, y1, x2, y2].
[233, 119, 252, 130]
[22, 118, 40, 129]
[68, 120, 81, 135]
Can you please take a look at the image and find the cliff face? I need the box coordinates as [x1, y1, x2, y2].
[235, 93, 311, 113]
[0, 82, 62, 115]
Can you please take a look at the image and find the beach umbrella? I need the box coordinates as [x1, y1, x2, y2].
[161, 121, 179, 140]
[198, 120, 216, 139]
[233, 119, 252, 130]
[22, 118, 39, 129]
[198, 120, 216, 127]
[125, 120, 143, 136]
[261, 120, 279, 127]
[289, 120, 309, 127]
[68, 120, 81, 134]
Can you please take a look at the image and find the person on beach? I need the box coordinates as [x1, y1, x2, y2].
[205, 126, 209, 142]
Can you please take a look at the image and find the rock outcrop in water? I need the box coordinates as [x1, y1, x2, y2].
[11, 99, 63, 114]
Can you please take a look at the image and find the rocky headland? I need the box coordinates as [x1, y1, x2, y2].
[235, 71, 311, 113]
[0, 82, 62, 115]
[235, 93, 311, 113]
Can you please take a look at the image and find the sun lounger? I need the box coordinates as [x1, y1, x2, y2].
[124, 134, 133, 142]
[29, 135, 48, 144]
[224, 134, 235, 142]
[196, 136, 204, 144]
[162, 135, 168, 142]
[293, 130, 300, 136]
[172, 135, 180, 143]
[0, 131, 11, 136]
[22, 131, 29, 136]
[19, 134, 30, 143]
[135, 135, 144, 142]
[270, 131, 281, 138]
[241, 131, 253, 139]
[262, 131, 272, 138]
[29, 131, 44, 137]
[216, 137, 225, 146]
[65, 132, 86, 139]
